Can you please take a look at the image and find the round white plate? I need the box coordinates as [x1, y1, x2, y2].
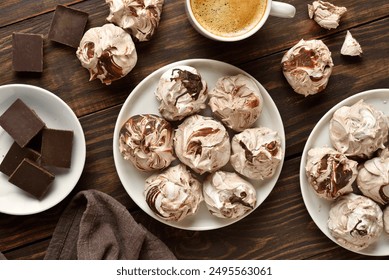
[0, 84, 86, 215]
[300, 89, 389, 256]
[113, 59, 285, 231]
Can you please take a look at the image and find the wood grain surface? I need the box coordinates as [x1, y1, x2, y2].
[1, 0, 389, 260]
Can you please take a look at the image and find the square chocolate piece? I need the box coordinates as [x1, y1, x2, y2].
[0, 99, 45, 147]
[48, 5, 89, 48]
[41, 128, 73, 168]
[0, 142, 40, 176]
[9, 159, 55, 199]
[12, 32, 43, 72]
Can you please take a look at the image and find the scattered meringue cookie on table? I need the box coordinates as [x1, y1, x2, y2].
[281, 39, 333, 96]
[76, 23, 137, 85]
[155, 66, 208, 121]
[106, 0, 164, 42]
[305, 147, 357, 200]
[341, 30, 363, 56]
[208, 74, 263, 132]
[328, 193, 383, 251]
[308, 0, 347, 30]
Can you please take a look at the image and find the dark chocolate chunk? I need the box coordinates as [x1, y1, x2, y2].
[48, 5, 89, 48]
[0, 142, 41, 176]
[0, 99, 45, 147]
[12, 33, 43, 72]
[9, 159, 55, 199]
[41, 128, 73, 168]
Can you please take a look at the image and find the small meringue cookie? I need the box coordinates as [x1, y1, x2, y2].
[305, 147, 357, 200]
[328, 193, 383, 251]
[384, 207, 389, 234]
[203, 171, 256, 219]
[341, 30, 363, 56]
[76, 23, 137, 85]
[145, 164, 203, 222]
[230, 127, 283, 180]
[106, 0, 164, 42]
[308, 1, 347, 30]
[329, 100, 389, 158]
[281, 39, 333, 96]
[119, 114, 175, 171]
[174, 115, 230, 175]
[155, 66, 207, 121]
[208, 74, 263, 132]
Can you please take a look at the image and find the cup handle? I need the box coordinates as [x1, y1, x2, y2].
[270, 1, 296, 18]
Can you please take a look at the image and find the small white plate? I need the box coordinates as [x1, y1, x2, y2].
[113, 59, 285, 230]
[300, 89, 389, 256]
[0, 84, 86, 215]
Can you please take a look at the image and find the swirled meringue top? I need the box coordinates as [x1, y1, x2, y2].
[329, 100, 388, 158]
[203, 171, 256, 219]
[119, 114, 175, 171]
[305, 147, 357, 200]
[174, 115, 230, 175]
[328, 193, 383, 251]
[106, 0, 164, 41]
[155, 66, 207, 121]
[281, 39, 333, 96]
[76, 23, 137, 85]
[230, 127, 283, 180]
[208, 74, 263, 132]
[308, 1, 347, 30]
[144, 164, 203, 221]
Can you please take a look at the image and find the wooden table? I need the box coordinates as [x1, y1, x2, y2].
[1, 0, 389, 260]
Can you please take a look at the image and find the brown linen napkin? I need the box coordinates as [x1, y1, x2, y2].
[43, 189, 176, 260]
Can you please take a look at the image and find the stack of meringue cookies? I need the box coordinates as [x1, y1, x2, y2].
[118, 66, 283, 222]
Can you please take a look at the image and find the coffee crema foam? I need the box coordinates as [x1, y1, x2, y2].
[190, 0, 267, 38]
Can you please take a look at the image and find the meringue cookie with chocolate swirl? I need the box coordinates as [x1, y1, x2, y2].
[208, 74, 263, 132]
[119, 114, 175, 171]
[155, 66, 207, 121]
[106, 0, 164, 42]
[230, 127, 283, 180]
[329, 99, 389, 159]
[145, 164, 203, 221]
[76, 23, 137, 85]
[203, 171, 256, 219]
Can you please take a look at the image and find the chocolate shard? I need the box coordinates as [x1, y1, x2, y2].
[12, 32, 43, 72]
[9, 159, 55, 200]
[41, 128, 73, 168]
[48, 5, 89, 48]
[0, 142, 41, 177]
[0, 99, 46, 147]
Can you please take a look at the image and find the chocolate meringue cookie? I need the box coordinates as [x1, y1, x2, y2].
[76, 23, 137, 85]
[341, 30, 363, 56]
[208, 74, 263, 132]
[106, 0, 164, 42]
[281, 39, 333, 96]
[305, 147, 357, 200]
[203, 171, 256, 219]
[119, 114, 175, 171]
[145, 164, 203, 221]
[155, 66, 208, 121]
[328, 193, 383, 251]
[230, 127, 283, 180]
[384, 207, 389, 234]
[329, 100, 388, 158]
[308, 1, 347, 30]
[174, 115, 230, 175]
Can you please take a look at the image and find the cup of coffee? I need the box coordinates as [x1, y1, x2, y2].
[185, 0, 296, 42]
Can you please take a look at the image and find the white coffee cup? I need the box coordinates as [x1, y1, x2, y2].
[185, 0, 296, 42]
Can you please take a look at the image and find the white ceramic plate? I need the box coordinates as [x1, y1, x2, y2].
[113, 59, 285, 230]
[300, 89, 389, 256]
[0, 84, 86, 215]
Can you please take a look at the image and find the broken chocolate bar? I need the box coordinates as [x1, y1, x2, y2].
[0, 142, 40, 176]
[0, 99, 45, 147]
[48, 5, 89, 48]
[41, 128, 73, 168]
[12, 32, 43, 72]
[9, 158, 55, 199]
